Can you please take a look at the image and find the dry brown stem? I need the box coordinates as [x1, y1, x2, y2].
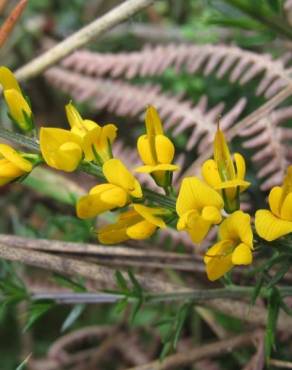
[126, 331, 258, 370]
[0, 242, 179, 293]
[0, 234, 201, 272]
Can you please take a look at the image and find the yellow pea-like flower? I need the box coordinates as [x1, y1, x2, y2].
[202, 125, 250, 213]
[97, 204, 167, 244]
[135, 105, 179, 187]
[0, 66, 33, 132]
[176, 177, 224, 243]
[40, 128, 83, 172]
[0, 144, 32, 186]
[77, 159, 143, 219]
[65, 102, 117, 164]
[255, 166, 292, 241]
[204, 211, 253, 281]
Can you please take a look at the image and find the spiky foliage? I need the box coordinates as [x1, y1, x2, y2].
[62, 44, 292, 98]
[240, 107, 292, 190]
[45, 42, 292, 191]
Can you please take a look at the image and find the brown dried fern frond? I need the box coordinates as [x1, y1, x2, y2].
[45, 66, 246, 161]
[240, 107, 292, 190]
[61, 44, 292, 98]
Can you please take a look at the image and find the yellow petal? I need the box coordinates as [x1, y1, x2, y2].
[0, 144, 32, 172]
[234, 153, 245, 180]
[103, 159, 142, 198]
[135, 164, 179, 173]
[281, 193, 292, 222]
[40, 128, 82, 172]
[234, 153, 249, 192]
[55, 142, 82, 172]
[281, 165, 292, 203]
[155, 135, 175, 164]
[4, 89, 32, 131]
[204, 240, 233, 281]
[98, 225, 129, 244]
[76, 185, 127, 219]
[232, 243, 252, 265]
[89, 183, 128, 207]
[214, 128, 235, 181]
[201, 159, 222, 188]
[0, 66, 21, 92]
[215, 179, 250, 190]
[176, 177, 223, 216]
[0, 159, 24, 185]
[99, 186, 128, 207]
[255, 209, 292, 241]
[77, 194, 112, 219]
[268, 186, 282, 218]
[187, 217, 211, 243]
[137, 135, 155, 165]
[145, 105, 163, 136]
[133, 204, 166, 228]
[97, 210, 141, 244]
[202, 206, 222, 224]
[101, 124, 117, 145]
[127, 220, 157, 240]
[219, 211, 253, 248]
[65, 102, 84, 130]
[81, 127, 101, 161]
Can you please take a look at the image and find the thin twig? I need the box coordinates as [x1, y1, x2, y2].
[15, 0, 154, 81]
[0, 234, 201, 272]
[0, 242, 181, 293]
[269, 359, 292, 369]
[0, 0, 27, 48]
[126, 331, 258, 370]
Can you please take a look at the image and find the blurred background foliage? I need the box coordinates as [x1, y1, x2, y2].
[1, 0, 292, 369]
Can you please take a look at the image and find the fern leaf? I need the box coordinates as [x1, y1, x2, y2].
[61, 45, 292, 98]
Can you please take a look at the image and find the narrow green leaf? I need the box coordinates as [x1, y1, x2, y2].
[267, 261, 290, 288]
[114, 297, 128, 314]
[264, 288, 280, 361]
[53, 274, 86, 292]
[173, 303, 190, 348]
[115, 271, 129, 292]
[24, 300, 54, 332]
[16, 353, 32, 370]
[128, 270, 142, 295]
[160, 341, 172, 361]
[61, 304, 85, 332]
[130, 298, 143, 324]
[251, 274, 264, 305]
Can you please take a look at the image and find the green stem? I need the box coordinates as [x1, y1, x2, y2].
[31, 286, 292, 305]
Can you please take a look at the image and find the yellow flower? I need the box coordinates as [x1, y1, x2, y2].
[65, 102, 117, 163]
[255, 166, 292, 241]
[0, 144, 32, 186]
[40, 128, 82, 172]
[77, 159, 143, 219]
[0, 66, 33, 132]
[176, 177, 224, 243]
[204, 211, 253, 281]
[202, 125, 250, 213]
[135, 105, 179, 187]
[97, 204, 167, 244]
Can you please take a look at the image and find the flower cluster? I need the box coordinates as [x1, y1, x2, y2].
[1, 67, 291, 282]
